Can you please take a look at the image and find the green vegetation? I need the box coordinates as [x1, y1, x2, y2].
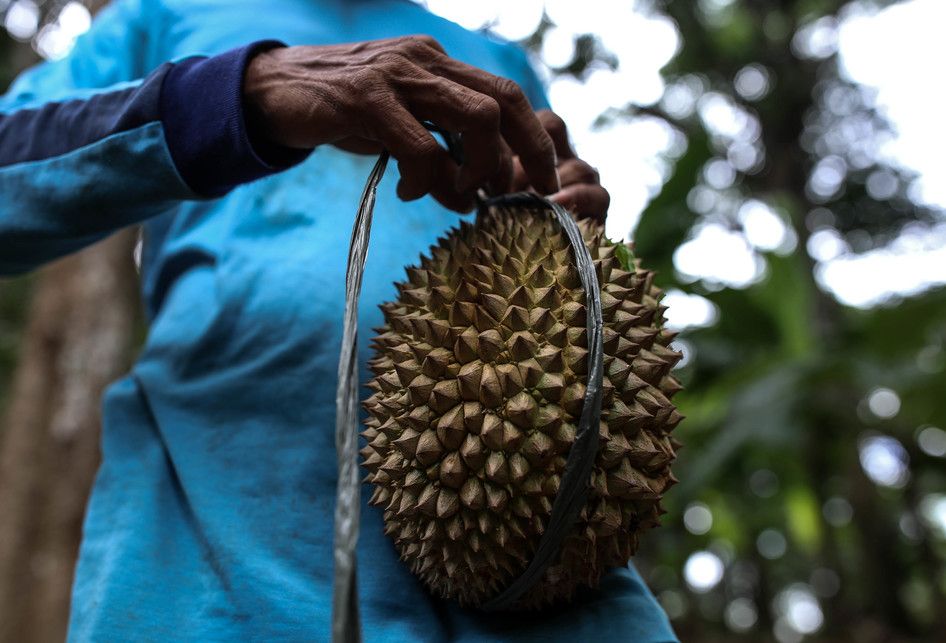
[525, 0, 946, 639]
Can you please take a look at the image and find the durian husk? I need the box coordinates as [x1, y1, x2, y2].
[361, 203, 682, 609]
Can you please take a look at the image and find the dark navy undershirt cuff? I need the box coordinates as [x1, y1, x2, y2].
[159, 40, 312, 197]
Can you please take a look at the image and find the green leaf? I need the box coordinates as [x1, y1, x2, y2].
[614, 243, 634, 272]
[786, 485, 823, 554]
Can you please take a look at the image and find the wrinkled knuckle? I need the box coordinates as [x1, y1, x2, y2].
[395, 35, 443, 61]
[492, 77, 527, 105]
[393, 35, 417, 46]
[466, 95, 501, 127]
[351, 68, 388, 96]
[407, 134, 441, 161]
[397, 36, 426, 55]
[376, 50, 410, 69]
[405, 34, 444, 54]
[351, 67, 376, 85]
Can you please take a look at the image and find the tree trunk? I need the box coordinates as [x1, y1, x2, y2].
[0, 231, 139, 643]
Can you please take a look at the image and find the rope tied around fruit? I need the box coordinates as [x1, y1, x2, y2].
[332, 134, 605, 642]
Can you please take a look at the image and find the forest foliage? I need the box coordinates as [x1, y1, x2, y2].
[535, 1, 946, 640]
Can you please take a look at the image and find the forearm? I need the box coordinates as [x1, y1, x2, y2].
[0, 41, 308, 275]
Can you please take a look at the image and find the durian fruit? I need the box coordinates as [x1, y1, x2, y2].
[361, 202, 683, 609]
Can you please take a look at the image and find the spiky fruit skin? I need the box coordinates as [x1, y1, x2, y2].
[362, 204, 683, 609]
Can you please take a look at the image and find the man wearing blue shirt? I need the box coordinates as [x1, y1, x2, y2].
[0, 1, 677, 640]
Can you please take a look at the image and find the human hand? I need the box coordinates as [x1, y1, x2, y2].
[243, 36, 559, 212]
[510, 110, 610, 223]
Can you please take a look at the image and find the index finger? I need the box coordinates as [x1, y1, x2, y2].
[429, 60, 560, 195]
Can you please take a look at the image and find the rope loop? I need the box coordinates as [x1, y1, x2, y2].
[331, 151, 604, 641]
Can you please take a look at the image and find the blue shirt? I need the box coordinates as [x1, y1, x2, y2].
[0, 1, 678, 640]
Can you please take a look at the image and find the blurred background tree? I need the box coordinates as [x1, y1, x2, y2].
[0, 2, 138, 642]
[625, 1, 946, 641]
[1, 0, 944, 641]
[513, 0, 946, 640]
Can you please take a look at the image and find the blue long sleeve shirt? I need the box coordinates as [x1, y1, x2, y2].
[0, 1, 678, 640]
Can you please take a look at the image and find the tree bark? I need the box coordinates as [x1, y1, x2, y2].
[0, 231, 139, 643]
